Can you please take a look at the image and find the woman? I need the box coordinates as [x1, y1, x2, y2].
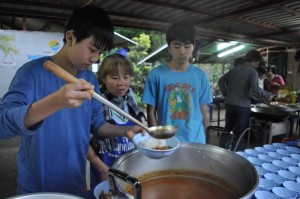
[265, 66, 285, 95]
[87, 53, 145, 190]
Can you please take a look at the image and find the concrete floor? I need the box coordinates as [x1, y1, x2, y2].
[0, 137, 19, 198]
[1, 107, 299, 198]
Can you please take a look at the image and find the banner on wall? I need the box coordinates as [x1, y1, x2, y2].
[0, 30, 63, 98]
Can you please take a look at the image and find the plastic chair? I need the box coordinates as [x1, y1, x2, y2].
[206, 125, 250, 152]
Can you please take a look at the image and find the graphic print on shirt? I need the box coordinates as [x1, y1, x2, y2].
[166, 82, 194, 125]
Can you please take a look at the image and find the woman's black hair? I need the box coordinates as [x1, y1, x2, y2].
[266, 66, 276, 74]
[64, 6, 114, 51]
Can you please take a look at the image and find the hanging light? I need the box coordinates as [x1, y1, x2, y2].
[217, 45, 245, 57]
[217, 41, 238, 51]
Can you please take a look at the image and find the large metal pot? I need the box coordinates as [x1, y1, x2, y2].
[109, 143, 258, 199]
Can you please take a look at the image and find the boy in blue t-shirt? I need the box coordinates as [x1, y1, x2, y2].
[142, 21, 213, 144]
[0, 6, 143, 195]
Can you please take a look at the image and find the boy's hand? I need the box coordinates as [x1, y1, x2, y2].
[54, 79, 94, 108]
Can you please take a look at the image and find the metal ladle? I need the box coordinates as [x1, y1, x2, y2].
[44, 60, 177, 139]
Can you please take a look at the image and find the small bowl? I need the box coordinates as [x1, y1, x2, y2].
[283, 181, 300, 197]
[285, 146, 300, 154]
[132, 133, 180, 159]
[273, 143, 287, 148]
[255, 166, 268, 177]
[262, 163, 280, 173]
[263, 144, 278, 151]
[93, 181, 109, 199]
[272, 187, 297, 199]
[258, 177, 276, 191]
[291, 153, 300, 161]
[282, 157, 299, 165]
[288, 166, 300, 176]
[272, 160, 290, 169]
[278, 170, 297, 181]
[258, 154, 276, 163]
[235, 151, 251, 158]
[255, 147, 270, 154]
[264, 173, 285, 186]
[254, 190, 280, 199]
[276, 148, 291, 156]
[245, 149, 260, 157]
[268, 152, 284, 160]
[247, 157, 265, 166]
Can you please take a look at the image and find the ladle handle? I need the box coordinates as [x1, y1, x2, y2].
[44, 60, 150, 132]
[44, 60, 93, 95]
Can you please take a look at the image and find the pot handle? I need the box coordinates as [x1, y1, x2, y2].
[108, 168, 142, 199]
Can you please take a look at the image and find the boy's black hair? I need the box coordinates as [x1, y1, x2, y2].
[244, 50, 262, 63]
[166, 20, 196, 46]
[64, 6, 114, 51]
[256, 65, 267, 76]
[233, 57, 245, 67]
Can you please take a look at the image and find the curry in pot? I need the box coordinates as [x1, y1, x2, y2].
[125, 170, 238, 199]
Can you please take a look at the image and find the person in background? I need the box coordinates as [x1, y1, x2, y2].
[265, 66, 285, 95]
[251, 63, 270, 104]
[87, 53, 145, 190]
[256, 64, 268, 89]
[142, 20, 212, 144]
[233, 57, 245, 67]
[218, 50, 272, 150]
[0, 6, 144, 195]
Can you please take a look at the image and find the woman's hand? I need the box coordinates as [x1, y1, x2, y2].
[126, 125, 146, 140]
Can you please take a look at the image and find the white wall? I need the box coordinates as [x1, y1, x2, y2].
[0, 30, 63, 99]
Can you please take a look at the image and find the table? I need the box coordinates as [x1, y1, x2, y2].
[249, 117, 290, 145]
[212, 96, 225, 128]
[250, 104, 300, 139]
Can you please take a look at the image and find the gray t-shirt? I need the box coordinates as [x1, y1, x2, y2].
[218, 64, 270, 108]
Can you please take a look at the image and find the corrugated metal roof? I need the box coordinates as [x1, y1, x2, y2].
[1, 0, 300, 62]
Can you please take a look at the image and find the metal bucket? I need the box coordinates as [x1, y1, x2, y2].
[7, 192, 83, 199]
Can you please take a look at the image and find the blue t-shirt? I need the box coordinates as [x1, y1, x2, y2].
[0, 57, 105, 195]
[142, 64, 212, 143]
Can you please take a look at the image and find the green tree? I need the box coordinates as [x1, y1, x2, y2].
[128, 33, 151, 63]
[127, 33, 152, 107]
